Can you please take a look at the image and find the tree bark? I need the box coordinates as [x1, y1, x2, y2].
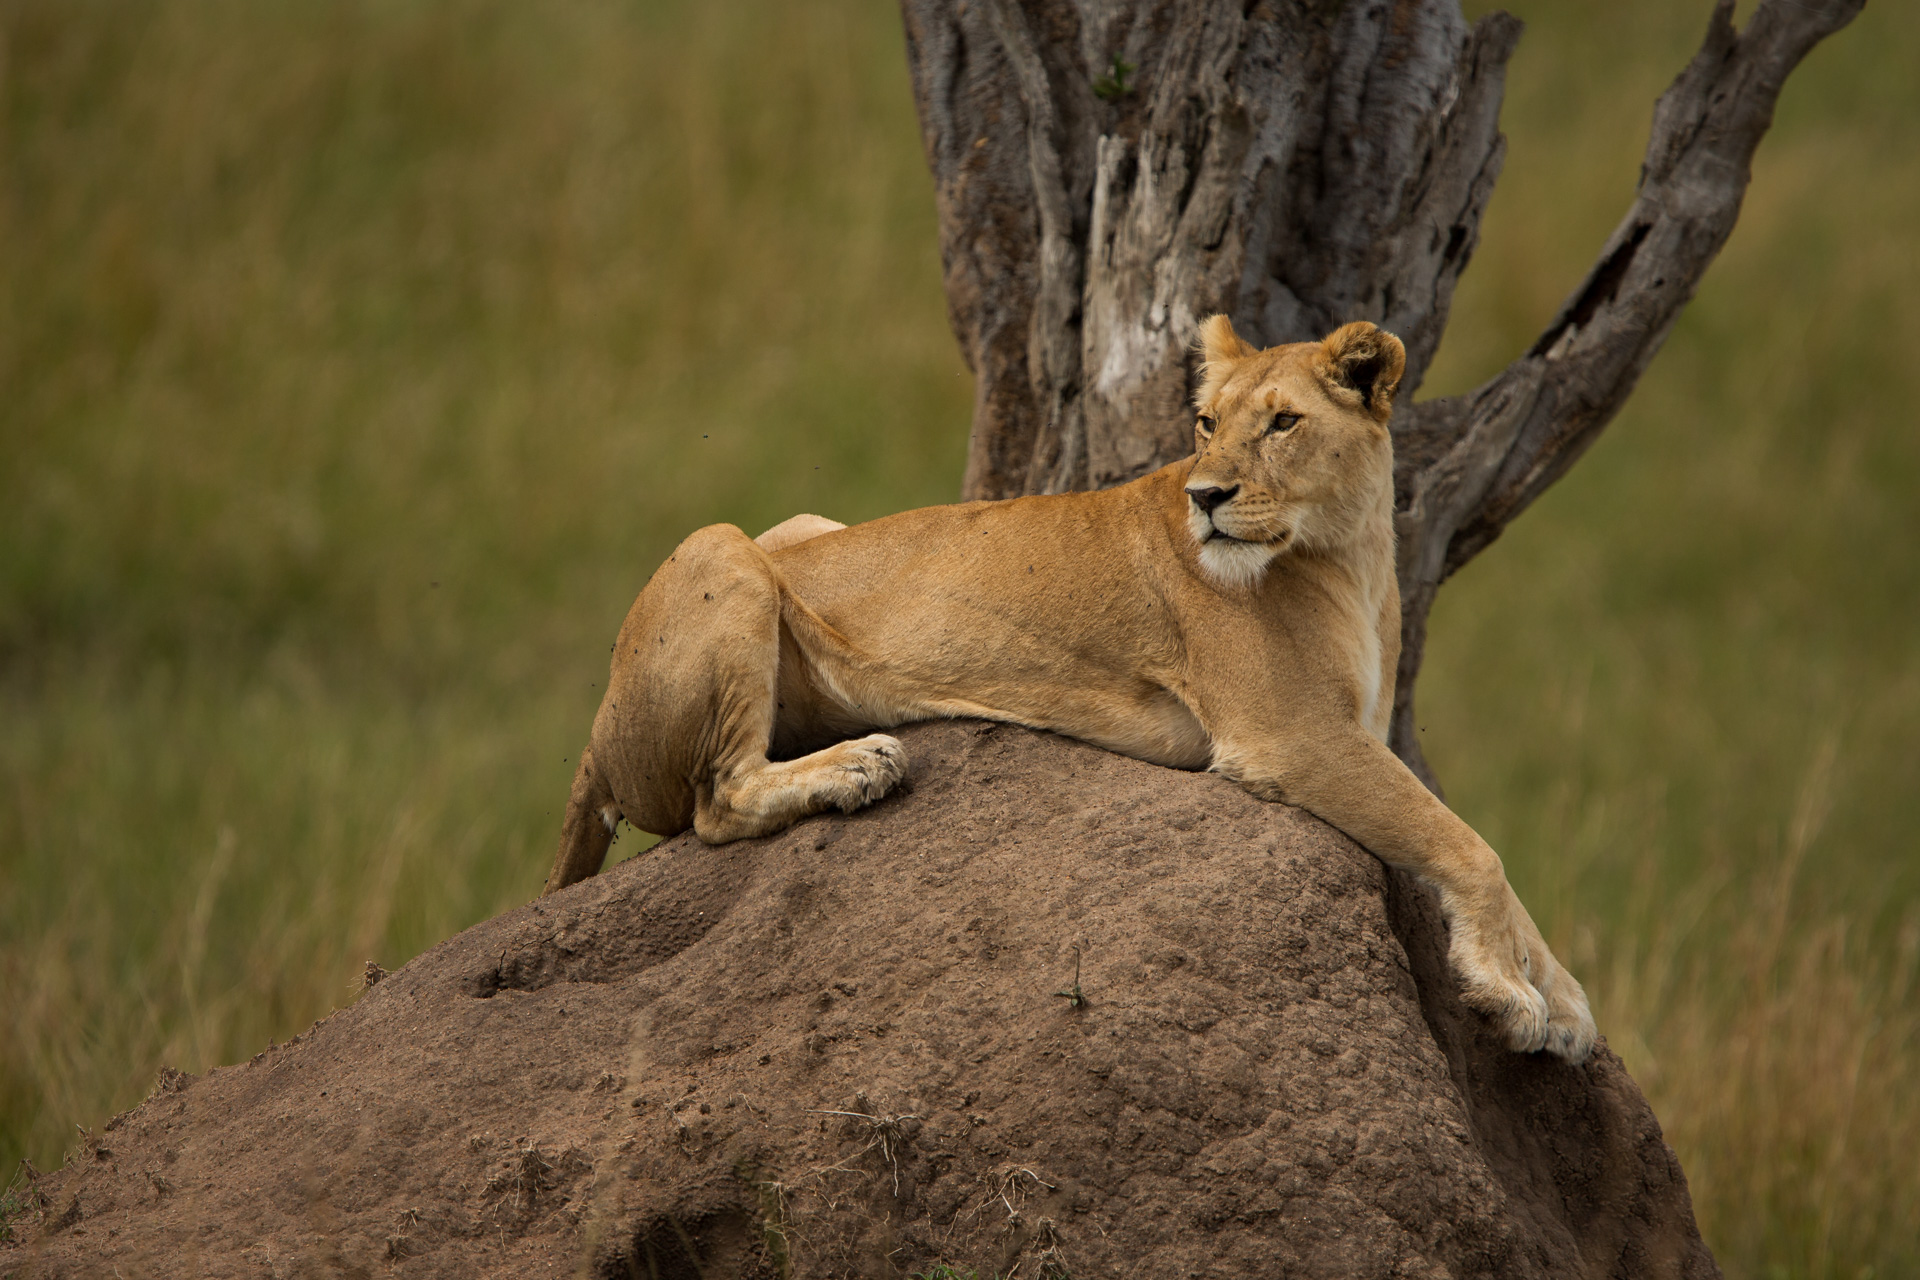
[899, 0, 1862, 787]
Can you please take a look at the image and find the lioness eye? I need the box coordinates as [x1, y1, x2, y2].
[1268, 411, 1301, 435]
[1196, 415, 1216, 436]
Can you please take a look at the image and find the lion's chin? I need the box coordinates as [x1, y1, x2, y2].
[1195, 536, 1282, 589]
[1189, 511, 1287, 590]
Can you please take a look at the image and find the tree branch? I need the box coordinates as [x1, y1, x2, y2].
[1388, 0, 1865, 783]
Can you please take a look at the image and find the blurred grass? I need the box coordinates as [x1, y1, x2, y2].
[0, 0, 1913, 1274]
[0, 0, 968, 1207]
[1432, 2, 1920, 1273]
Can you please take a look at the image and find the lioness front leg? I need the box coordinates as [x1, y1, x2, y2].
[1216, 730, 1595, 1062]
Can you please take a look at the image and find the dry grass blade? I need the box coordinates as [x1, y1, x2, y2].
[806, 1107, 923, 1196]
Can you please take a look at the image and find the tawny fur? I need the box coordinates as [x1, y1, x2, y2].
[543, 320, 1596, 1063]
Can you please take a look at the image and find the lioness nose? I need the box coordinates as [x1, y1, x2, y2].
[1185, 484, 1237, 514]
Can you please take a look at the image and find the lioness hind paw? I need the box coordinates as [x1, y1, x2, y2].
[831, 734, 906, 811]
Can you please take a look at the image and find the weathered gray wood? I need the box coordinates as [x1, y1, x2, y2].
[900, 0, 1862, 786]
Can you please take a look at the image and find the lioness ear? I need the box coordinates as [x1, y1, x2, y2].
[1197, 314, 1257, 365]
[1194, 314, 1258, 408]
[1317, 321, 1406, 423]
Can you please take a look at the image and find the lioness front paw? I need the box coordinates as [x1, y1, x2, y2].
[1537, 959, 1597, 1064]
[1451, 917, 1596, 1063]
[830, 734, 906, 811]
[1449, 911, 1550, 1053]
[1458, 959, 1552, 1055]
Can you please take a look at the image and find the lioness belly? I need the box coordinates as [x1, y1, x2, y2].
[772, 658, 1211, 770]
[1050, 684, 1212, 770]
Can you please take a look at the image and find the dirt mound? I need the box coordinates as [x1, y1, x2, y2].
[3, 721, 1717, 1278]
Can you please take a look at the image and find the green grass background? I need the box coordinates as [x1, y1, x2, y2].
[1, 0, 1914, 1272]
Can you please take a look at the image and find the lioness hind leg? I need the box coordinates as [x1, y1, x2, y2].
[695, 733, 906, 844]
[624, 522, 904, 846]
[754, 513, 846, 552]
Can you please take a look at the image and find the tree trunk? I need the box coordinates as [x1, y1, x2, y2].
[898, 0, 1862, 787]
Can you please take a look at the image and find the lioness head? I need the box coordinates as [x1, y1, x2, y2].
[1184, 317, 1405, 589]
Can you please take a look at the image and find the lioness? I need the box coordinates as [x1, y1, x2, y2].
[543, 318, 1595, 1063]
